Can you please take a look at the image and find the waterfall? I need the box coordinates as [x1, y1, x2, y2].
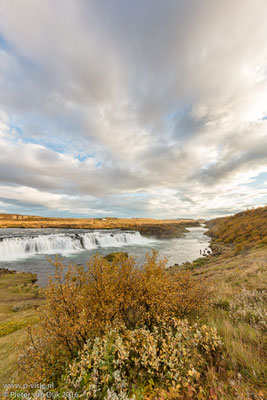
[0, 230, 153, 261]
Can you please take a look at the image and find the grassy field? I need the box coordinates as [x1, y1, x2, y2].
[0, 271, 44, 393]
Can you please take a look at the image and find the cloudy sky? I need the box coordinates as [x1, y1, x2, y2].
[0, 0, 267, 219]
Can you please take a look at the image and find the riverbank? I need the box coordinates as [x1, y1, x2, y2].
[0, 214, 199, 239]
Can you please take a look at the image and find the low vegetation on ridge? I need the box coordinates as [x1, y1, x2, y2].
[206, 206, 267, 252]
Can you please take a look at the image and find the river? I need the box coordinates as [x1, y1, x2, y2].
[0, 226, 210, 286]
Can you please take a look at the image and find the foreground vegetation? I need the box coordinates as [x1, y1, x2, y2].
[0, 207, 266, 399]
[20, 253, 210, 390]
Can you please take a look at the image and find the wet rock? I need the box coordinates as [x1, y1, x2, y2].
[12, 302, 39, 312]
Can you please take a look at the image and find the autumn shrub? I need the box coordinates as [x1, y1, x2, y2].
[20, 252, 210, 383]
[34, 318, 222, 399]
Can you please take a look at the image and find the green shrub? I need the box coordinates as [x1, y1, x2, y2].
[213, 299, 230, 311]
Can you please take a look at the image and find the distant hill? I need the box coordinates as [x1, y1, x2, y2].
[0, 214, 43, 220]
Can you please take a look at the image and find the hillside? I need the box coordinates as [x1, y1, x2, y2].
[206, 206, 267, 252]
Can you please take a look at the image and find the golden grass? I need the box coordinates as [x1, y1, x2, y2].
[0, 213, 196, 229]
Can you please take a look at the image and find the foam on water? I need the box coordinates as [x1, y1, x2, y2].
[0, 230, 153, 261]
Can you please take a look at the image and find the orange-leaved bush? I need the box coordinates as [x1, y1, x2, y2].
[20, 251, 210, 383]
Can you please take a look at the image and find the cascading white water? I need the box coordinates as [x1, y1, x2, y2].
[0, 231, 153, 261]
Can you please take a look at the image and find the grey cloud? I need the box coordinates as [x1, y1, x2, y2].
[191, 132, 267, 185]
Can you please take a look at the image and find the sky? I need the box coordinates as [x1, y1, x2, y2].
[0, 0, 267, 219]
